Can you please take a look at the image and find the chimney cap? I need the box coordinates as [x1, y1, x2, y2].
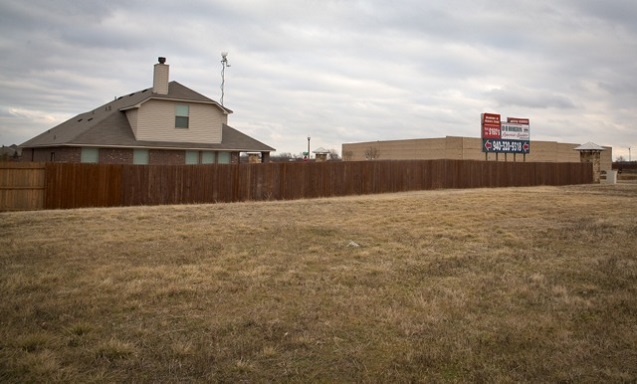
[158, 57, 166, 64]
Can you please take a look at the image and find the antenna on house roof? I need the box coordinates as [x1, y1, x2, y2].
[220, 52, 230, 106]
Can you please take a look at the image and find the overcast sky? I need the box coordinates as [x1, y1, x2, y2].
[1, 0, 635, 159]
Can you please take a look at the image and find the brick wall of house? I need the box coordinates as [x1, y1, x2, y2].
[149, 149, 185, 165]
[100, 148, 134, 164]
[21, 147, 249, 165]
[22, 147, 81, 162]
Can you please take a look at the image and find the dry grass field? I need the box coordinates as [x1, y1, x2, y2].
[1, 184, 636, 383]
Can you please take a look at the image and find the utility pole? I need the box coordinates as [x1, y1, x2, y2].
[307, 137, 311, 160]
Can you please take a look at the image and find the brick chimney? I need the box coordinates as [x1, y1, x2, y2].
[153, 57, 169, 95]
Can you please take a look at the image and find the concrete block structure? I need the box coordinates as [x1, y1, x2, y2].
[20, 57, 274, 165]
[312, 147, 331, 162]
[575, 142, 608, 183]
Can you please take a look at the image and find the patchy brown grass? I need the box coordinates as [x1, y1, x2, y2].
[1, 184, 636, 383]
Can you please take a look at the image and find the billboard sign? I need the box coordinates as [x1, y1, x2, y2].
[481, 113, 501, 139]
[483, 139, 530, 154]
[507, 117, 530, 125]
[501, 122, 530, 141]
[481, 113, 531, 154]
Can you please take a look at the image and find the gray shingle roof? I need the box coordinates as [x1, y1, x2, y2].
[574, 142, 605, 151]
[312, 147, 330, 154]
[20, 82, 274, 152]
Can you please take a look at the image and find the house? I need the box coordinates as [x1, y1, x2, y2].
[0, 145, 21, 161]
[20, 57, 274, 164]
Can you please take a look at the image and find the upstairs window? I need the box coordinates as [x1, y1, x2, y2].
[175, 105, 189, 128]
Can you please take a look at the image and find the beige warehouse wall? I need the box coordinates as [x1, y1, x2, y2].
[600, 147, 612, 171]
[342, 138, 447, 161]
[342, 137, 613, 168]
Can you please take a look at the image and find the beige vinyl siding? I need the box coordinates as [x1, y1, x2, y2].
[135, 100, 223, 143]
[126, 109, 139, 138]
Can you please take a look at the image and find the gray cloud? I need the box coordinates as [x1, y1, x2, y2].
[487, 88, 577, 109]
[0, 0, 635, 159]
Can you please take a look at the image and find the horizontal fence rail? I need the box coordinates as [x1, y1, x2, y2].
[0, 160, 593, 211]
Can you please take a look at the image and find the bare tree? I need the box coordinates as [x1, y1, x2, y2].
[364, 146, 381, 160]
[328, 149, 341, 161]
[269, 152, 301, 162]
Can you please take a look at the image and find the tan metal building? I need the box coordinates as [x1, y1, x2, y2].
[342, 136, 612, 171]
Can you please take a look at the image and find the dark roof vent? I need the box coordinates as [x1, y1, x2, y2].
[158, 57, 166, 64]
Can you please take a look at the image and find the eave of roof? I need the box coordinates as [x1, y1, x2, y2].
[22, 121, 274, 153]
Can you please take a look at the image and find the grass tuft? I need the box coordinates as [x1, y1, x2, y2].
[95, 339, 138, 361]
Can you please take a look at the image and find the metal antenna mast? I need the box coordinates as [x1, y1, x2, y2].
[220, 52, 230, 106]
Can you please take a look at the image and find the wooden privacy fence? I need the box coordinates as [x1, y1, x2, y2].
[0, 162, 46, 211]
[1, 160, 593, 211]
